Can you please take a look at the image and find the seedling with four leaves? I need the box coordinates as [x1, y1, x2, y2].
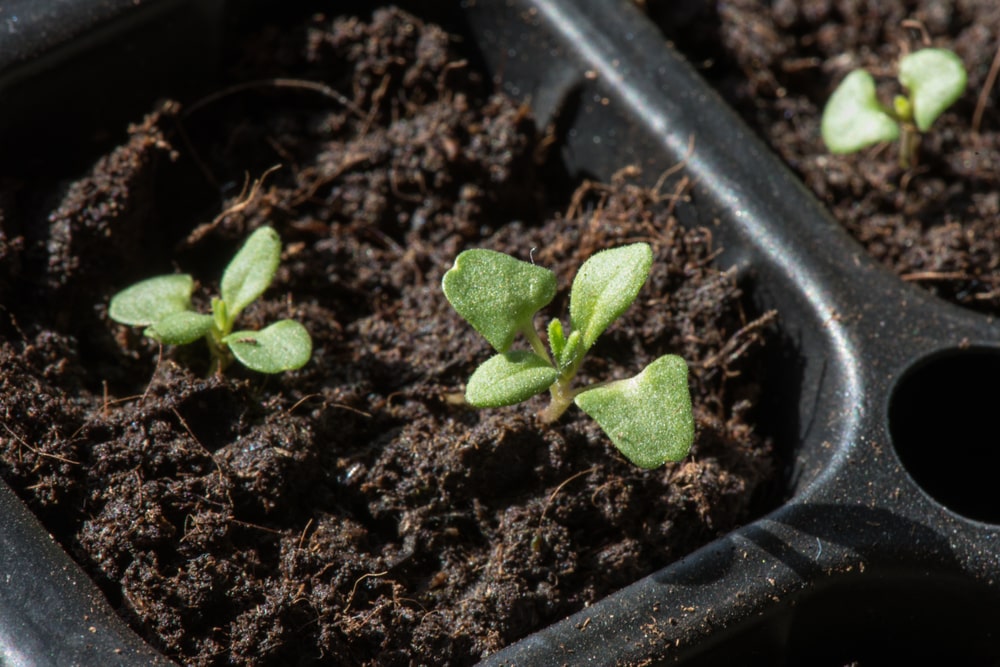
[442, 243, 694, 469]
[109, 226, 312, 375]
[821, 48, 966, 167]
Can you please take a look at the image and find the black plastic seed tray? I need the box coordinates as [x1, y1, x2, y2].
[2, 0, 999, 665]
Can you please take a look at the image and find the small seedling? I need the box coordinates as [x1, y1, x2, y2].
[821, 48, 966, 167]
[442, 244, 695, 469]
[109, 226, 312, 375]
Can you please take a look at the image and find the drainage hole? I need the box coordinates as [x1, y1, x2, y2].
[888, 348, 1000, 523]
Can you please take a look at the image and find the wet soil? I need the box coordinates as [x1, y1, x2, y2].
[0, 7, 778, 666]
[650, 0, 1000, 312]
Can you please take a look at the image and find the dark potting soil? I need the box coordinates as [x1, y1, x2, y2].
[649, 0, 1000, 313]
[0, 7, 778, 666]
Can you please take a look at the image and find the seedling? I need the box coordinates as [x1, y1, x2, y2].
[109, 226, 312, 375]
[442, 244, 695, 469]
[821, 48, 966, 167]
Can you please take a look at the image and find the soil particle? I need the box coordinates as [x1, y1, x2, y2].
[45, 108, 179, 298]
[1, 6, 778, 665]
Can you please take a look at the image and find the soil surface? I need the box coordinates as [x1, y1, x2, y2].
[650, 0, 1000, 313]
[0, 7, 777, 666]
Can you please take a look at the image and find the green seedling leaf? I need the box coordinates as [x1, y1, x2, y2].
[899, 48, 967, 132]
[211, 297, 229, 335]
[569, 243, 653, 353]
[220, 226, 282, 321]
[145, 311, 214, 345]
[821, 69, 899, 153]
[465, 350, 559, 408]
[109, 274, 194, 326]
[892, 94, 912, 121]
[575, 354, 694, 469]
[224, 319, 312, 373]
[558, 330, 582, 370]
[442, 249, 557, 352]
[108, 226, 311, 376]
[548, 319, 566, 361]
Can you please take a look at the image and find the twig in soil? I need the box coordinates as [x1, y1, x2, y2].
[297, 518, 315, 550]
[328, 402, 373, 418]
[170, 406, 209, 453]
[345, 571, 389, 609]
[182, 165, 283, 248]
[166, 405, 236, 497]
[101, 381, 110, 418]
[285, 393, 322, 415]
[290, 151, 373, 207]
[1, 421, 79, 465]
[530, 466, 597, 553]
[286, 393, 372, 418]
[436, 59, 468, 97]
[100, 393, 147, 409]
[389, 165, 427, 203]
[228, 518, 283, 535]
[183, 78, 366, 119]
[565, 176, 606, 222]
[656, 173, 692, 223]
[900, 270, 970, 282]
[898, 164, 931, 193]
[360, 74, 392, 138]
[651, 134, 696, 197]
[265, 135, 297, 169]
[699, 310, 779, 373]
[686, 238, 724, 270]
[0, 304, 27, 342]
[781, 57, 822, 73]
[171, 117, 221, 190]
[67, 392, 147, 442]
[539, 466, 597, 524]
[175, 77, 364, 188]
[900, 19, 931, 48]
[973, 41, 1000, 134]
[589, 479, 620, 507]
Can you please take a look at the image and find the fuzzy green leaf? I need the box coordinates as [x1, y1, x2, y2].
[211, 297, 229, 335]
[821, 69, 900, 153]
[574, 354, 694, 469]
[465, 350, 559, 408]
[558, 330, 582, 370]
[109, 274, 194, 326]
[548, 319, 566, 361]
[220, 226, 282, 322]
[442, 249, 557, 352]
[899, 48, 967, 132]
[224, 319, 312, 373]
[569, 243, 652, 354]
[145, 311, 214, 345]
